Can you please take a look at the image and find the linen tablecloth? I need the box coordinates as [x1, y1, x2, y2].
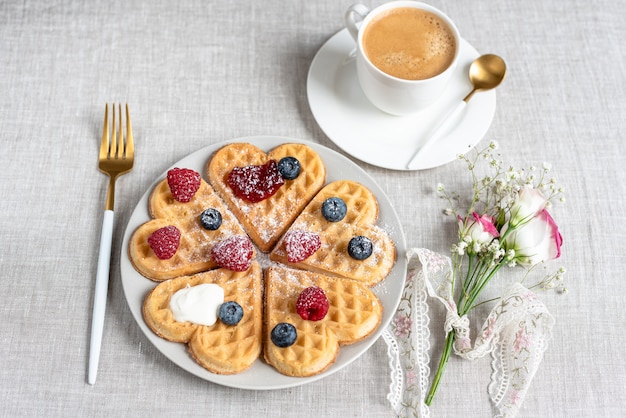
[1, 0, 624, 416]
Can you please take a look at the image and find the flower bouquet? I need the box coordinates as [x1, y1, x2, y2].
[424, 141, 566, 407]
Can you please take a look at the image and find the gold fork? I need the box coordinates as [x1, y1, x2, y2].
[88, 103, 134, 385]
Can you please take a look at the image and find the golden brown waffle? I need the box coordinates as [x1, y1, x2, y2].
[206, 143, 326, 252]
[270, 180, 396, 286]
[129, 177, 252, 281]
[143, 262, 263, 375]
[263, 265, 383, 377]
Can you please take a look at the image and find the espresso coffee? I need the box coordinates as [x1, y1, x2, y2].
[362, 7, 456, 80]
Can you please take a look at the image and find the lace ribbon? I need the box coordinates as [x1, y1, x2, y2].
[384, 248, 554, 418]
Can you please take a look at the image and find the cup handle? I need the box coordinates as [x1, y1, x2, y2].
[344, 3, 370, 42]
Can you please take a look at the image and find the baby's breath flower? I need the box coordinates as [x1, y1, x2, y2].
[452, 243, 465, 256]
[489, 140, 499, 149]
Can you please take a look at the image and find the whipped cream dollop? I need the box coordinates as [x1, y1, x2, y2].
[169, 283, 224, 326]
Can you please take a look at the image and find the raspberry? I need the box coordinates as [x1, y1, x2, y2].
[284, 230, 321, 263]
[167, 167, 201, 202]
[211, 235, 253, 271]
[148, 226, 181, 260]
[296, 286, 329, 321]
[227, 160, 285, 203]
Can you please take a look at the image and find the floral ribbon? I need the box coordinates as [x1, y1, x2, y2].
[384, 248, 555, 418]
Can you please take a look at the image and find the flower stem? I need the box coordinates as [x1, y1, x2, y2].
[425, 330, 455, 405]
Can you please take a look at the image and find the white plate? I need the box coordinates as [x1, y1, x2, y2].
[120, 136, 407, 390]
[307, 29, 497, 171]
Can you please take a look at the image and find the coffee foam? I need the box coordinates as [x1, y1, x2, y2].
[363, 7, 456, 80]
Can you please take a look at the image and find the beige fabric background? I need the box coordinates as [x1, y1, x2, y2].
[1, 0, 624, 416]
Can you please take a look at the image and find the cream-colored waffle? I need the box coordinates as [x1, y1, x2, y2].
[143, 262, 263, 375]
[263, 265, 382, 377]
[206, 143, 326, 252]
[270, 180, 396, 287]
[129, 177, 252, 281]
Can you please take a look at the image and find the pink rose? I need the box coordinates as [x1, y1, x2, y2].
[509, 187, 548, 227]
[503, 208, 563, 266]
[458, 212, 499, 246]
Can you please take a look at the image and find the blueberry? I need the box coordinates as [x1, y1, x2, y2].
[348, 236, 373, 260]
[277, 156, 301, 180]
[218, 301, 244, 325]
[200, 208, 222, 230]
[321, 197, 347, 222]
[270, 322, 297, 347]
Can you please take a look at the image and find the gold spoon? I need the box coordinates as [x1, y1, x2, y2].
[406, 54, 507, 169]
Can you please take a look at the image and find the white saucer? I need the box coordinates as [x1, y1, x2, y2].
[307, 29, 497, 171]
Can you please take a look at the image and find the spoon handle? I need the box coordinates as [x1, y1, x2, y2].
[406, 101, 467, 170]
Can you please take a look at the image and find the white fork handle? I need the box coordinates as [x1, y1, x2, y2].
[406, 101, 467, 170]
[88, 209, 114, 385]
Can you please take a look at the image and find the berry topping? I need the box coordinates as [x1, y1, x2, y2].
[211, 235, 253, 271]
[296, 286, 329, 321]
[277, 156, 301, 180]
[148, 226, 181, 260]
[271, 323, 298, 347]
[348, 236, 373, 260]
[227, 160, 285, 203]
[284, 230, 321, 263]
[167, 168, 201, 202]
[199, 208, 222, 230]
[321, 197, 347, 222]
[218, 301, 244, 325]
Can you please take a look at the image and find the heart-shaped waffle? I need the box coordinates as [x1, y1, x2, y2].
[263, 265, 382, 377]
[206, 143, 326, 252]
[143, 262, 263, 375]
[270, 180, 396, 286]
[129, 174, 253, 281]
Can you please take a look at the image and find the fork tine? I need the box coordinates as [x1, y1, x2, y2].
[111, 104, 117, 160]
[100, 104, 109, 159]
[117, 103, 124, 159]
[125, 104, 134, 160]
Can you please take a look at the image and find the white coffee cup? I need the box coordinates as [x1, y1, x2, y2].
[345, 1, 460, 115]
